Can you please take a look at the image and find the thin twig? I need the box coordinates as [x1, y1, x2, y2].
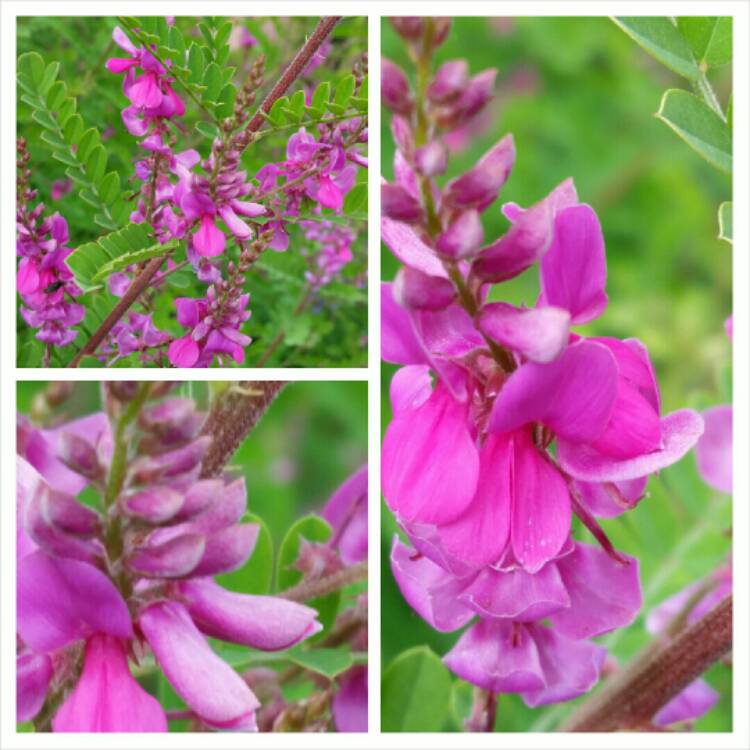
[281, 561, 368, 602]
[563, 595, 732, 731]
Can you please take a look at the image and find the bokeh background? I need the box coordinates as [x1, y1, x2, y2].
[18, 380, 367, 546]
[16, 16, 368, 367]
[381, 17, 732, 731]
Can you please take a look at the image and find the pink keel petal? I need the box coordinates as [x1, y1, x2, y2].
[17, 258, 41, 294]
[382, 383, 479, 525]
[489, 340, 618, 443]
[695, 405, 732, 493]
[179, 578, 321, 650]
[558, 409, 705, 482]
[539, 204, 608, 324]
[478, 302, 571, 363]
[550, 542, 641, 638]
[140, 601, 260, 727]
[381, 217, 448, 278]
[444, 619, 546, 693]
[17, 652, 53, 722]
[128, 532, 205, 578]
[52, 635, 167, 732]
[218, 205, 252, 240]
[389, 365, 432, 416]
[191, 523, 259, 576]
[390, 538, 475, 632]
[168, 336, 200, 368]
[510, 430, 571, 573]
[322, 465, 368, 565]
[17, 551, 132, 653]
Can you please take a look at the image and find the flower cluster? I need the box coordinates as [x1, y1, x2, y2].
[381, 17, 705, 709]
[16, 384, 321, 731]
[16, 139, 84, 354]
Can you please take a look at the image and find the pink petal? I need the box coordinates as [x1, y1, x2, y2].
[381, 217, 448, 278]
[390, 537, 475, 632]
[489, 340, 618, 443]
[17, 551, 132, 653]
[127, 71, 163, 109]
[382, 383, 479, 525]
[558, 409, 705, 482]
[477, 302, 571, 363]
[460, 562, 570, 622]
[539, 204, 608, 324]
[322, 465, 368, 565]
[139, 601, 260, 727]
[437, 432, 513, 567]
[520, 625, 605, 707]
[393, 266, 456, 310]
[695, 405, 732, 493]
[106, 57, 137, 74]
[332, 666, 368, 732]
[179, 578, 321, 650]
[444, 619, 546, 693]
[52, 635, 167, 732]
[17, 258, 41, 294]
[653, 678, 719, 726]
[168, 335, 200, 368]
[472, 178, 579, 282]
[574, 476, 648, 518]
[550, 542, 641, 638]
[193, 215, 226, 257]
[218, 205, 252, 240]
[128, 532, 205, 578]
[230, 199, 267, 217]
[17, 652, 52, 722]
[389, 365, 432, 416]
[510, 430, 571, 573]
[191, 524, 259, 576]
[112, 25, 137, 55]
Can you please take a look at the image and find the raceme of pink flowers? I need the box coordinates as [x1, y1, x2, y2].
[16, 396, 321, 731]
[380, 17, 707, 710]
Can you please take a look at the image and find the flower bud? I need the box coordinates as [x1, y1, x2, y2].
[119, 486, 185, 524]
[391, 116, 414, 158]
[34, 483, 100, 537]
[127, 532, 206, 578]
[381, 59, 412, 115]
[190, 524, 259, 576]
[442, 133, 515, 211]
[390, 17, 424, 41]
[427, 60, 469, 103]
[381, 183, 424, 224]
[414, 140, 448, 177]
[393, 267, 456, 311]
[130, 436, 212, 485]
[58, 431, 104, 480]
[436, 210, 484, 259]
[436, 69, 497, 130]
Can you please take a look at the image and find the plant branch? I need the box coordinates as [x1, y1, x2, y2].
[281, 561, 368, 602]
[199, 381, 286, 478]
[68, 256, 165, 367]
[244, 17, 342, 134]
[563, 595, 732, 732]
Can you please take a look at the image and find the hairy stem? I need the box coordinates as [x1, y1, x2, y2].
[199, 381, 286, 477]
[281, 561, 368, 602]
[244, 17, 341, 134]
[563, 595, 732, 731]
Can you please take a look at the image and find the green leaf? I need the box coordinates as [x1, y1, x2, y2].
[67, 222, 155, 290]
[30, 109, 57, 131]
[268, 96, 289, 126]
[718, 202, 732, 244]
[18, 51, 44, 85]
[359, 75, 368, 99]
[17, 339, 44, 367]
[39, 61, 60, 95]
[613, 17, 699, 80]
[449, 679, 473, 730]
[285, 647, 354, 679]
[187, 43, 204, 81]
[676, 17, 732, 68]
[382, 646, 452, 731]
[86, 145, 107, 184]
[215, 20, 233, 49]
[334, 74, 356, 108]
[63, 113, 84, 144]
[46, 81, 66, 110]
[91, 243, 173, 282]
[203, 62, 222, 102]
[215, 512, 274, 594]
[656, 89, 732, 173]
[77, 127, 101, 162]
[40, 130, 67, 149]
[215, 84, 236, 118]
[343, 184, 367, 214]
[99, 171, 120, 205]
[290, 89, 306, 116]
[311, 81, 330, 110]
[196, 121, 220, 140]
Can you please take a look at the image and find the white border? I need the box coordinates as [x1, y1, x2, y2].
[2, 1, 749, 749]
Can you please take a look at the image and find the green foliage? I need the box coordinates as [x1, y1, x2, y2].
[656, 89, 732, 173]
[718, 201, 732, 243]
[285, 646, 354, 678]
[17, 51, 128, 230]
[381, 646, 453, 731]
[216, 512, 274, 594]
[66, 221, 159, 292]
[676, 17, 732, 68]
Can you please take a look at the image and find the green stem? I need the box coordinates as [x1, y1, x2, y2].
[695, 67, 725, 122]
[104, 383, 151, 509]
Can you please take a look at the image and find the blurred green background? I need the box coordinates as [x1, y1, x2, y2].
[18, 380, 367, 545]
[16, 16, 368, 367]
[381, 17, 732, 732]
